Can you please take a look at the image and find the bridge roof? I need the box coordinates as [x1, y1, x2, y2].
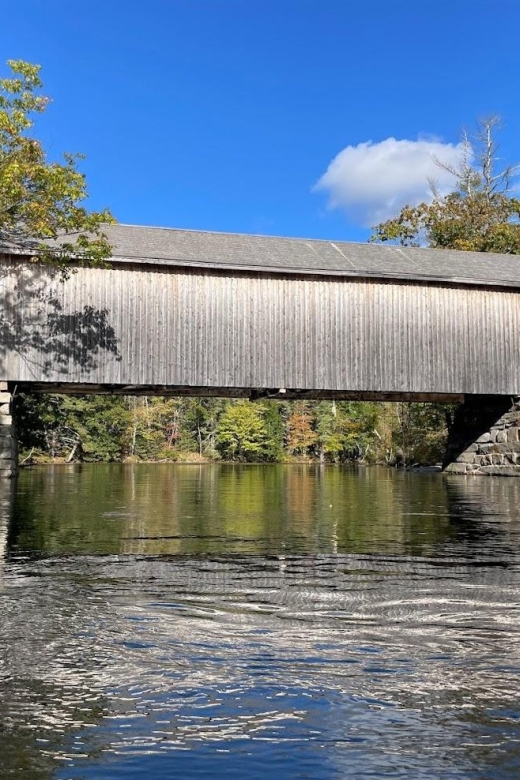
[103, 225, 520, 288]
[4, 223, 520, 288]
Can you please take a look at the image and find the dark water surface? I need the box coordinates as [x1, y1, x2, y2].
[1, 464, 520, 779]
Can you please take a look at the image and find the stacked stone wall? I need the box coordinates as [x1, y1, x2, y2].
[0, 383, 17, 478]
[444, 396, 520, 476]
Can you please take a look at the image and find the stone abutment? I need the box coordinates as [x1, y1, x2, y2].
[444, 395, 520, 476]
[0, 383, 17, 478]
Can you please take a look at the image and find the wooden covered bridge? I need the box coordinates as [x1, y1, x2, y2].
[2, 224, 520, 475]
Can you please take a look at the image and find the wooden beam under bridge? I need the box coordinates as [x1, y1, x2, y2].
[12, 382, 465, 403]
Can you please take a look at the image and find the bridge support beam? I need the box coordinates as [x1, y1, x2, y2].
[444, 396, 520, 476]
[0, 383, 17, 479]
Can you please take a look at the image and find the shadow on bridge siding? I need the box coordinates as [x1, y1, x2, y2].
[0, 261, 121, 379]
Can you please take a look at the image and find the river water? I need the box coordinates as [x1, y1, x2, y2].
[1, 464, 520, 779]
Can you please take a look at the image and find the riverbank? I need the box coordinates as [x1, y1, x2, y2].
[14, 394, 450, 471]
[17, 450, 444, 473]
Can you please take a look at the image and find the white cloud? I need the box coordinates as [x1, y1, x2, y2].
[314, 137, 467, 227]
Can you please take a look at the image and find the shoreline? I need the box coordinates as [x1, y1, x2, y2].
[18, 459, 443, 472]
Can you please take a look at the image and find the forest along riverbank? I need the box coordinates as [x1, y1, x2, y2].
[1, 464, 520, 779]
[14, 393, 451, 466]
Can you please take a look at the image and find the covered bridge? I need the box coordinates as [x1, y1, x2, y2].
[2, 224, 520, 475]
[2, 223, 520, 398]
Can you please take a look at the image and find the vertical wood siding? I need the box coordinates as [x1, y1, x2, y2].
[1, 256, 520, 395]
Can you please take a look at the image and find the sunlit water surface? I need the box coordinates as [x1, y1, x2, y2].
[1, 464, 520, 779]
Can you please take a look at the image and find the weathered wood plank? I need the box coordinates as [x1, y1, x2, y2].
[2, 255, 520, 397]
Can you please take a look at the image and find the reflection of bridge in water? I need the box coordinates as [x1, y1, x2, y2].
[3, 225, 520, 474]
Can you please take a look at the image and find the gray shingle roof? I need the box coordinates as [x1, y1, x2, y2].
[5, 223, 520, 288]
[102, 224, 520, 288]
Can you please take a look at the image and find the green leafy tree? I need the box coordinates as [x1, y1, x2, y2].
[216, 401, 271, 461]
[180, 397, 229, 457]
[315, 402, 350, 462]
[57, 396, 130, 461]
[390, 402, 450, 465]
[258, 400, 286, 461]
[314, 401, 380, 463]
[339, 401, 380, 457]
[371, 117, 520, 253]
[125, 396, 182, 460]
[0, 59, 114, 272]
[14, 392, 61, 455]
[15, 393, 130, 461]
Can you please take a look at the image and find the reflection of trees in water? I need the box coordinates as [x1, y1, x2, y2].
[7, 465, 479, 558]
[8, 465, 520, 569]
[1, 485, 107, 779]
[0, 602, 110, 778]
[3, 467, 520, 776]
[445, 474, 520, 524]
[0, 478, 13, 582]
[0, 677, 107, 780]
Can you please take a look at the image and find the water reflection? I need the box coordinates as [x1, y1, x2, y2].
[8, 464, 520, 563]
[4, 465, 477, 556]
[1, 465, 520, 779]
[0, 478, 12, 581]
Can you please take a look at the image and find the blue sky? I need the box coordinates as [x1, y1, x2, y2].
[1, 0, 519, 242]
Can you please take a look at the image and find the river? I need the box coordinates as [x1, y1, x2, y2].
[1, 464, 520, 778]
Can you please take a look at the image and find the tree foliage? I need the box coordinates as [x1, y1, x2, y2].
[216, 401, 272, 461]
[315, 401, 378, 462]
[14, 393, 451, 466]
[287, 402, 317, 455]
[0, 59, 114, 271]
[371, 117, 520, 253]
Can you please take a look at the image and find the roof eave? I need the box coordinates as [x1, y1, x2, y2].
[108, 254, 520, 290]
[2, 247, 520, 291]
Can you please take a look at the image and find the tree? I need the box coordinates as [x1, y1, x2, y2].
[258, 400, 286, 460]
[0, 59, 114, 272]
[371, 117, 520, 253]
[287, 401, 317, 456]
[314, 401, 379, 462]
[180, 397, 229, 457]
[125, 396, 182, 460]
[216, 401, 271, 461]
[15, 393, 130, 462]
[389, 402, 449, 465]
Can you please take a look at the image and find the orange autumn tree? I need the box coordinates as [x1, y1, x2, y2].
[287, 402, 317, 456]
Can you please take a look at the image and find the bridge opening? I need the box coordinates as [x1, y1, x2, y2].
[4, 381, 508, 477]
